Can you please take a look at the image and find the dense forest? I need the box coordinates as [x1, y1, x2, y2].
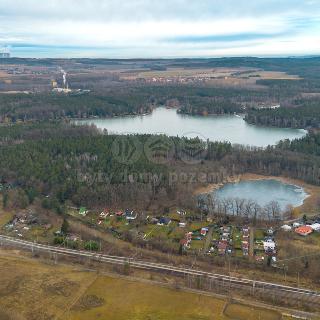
[0, 84, 312, 123]
[245, 98, 320, 129]
[1, 122, 320, 213]
[277, 133, 320, 156]
[0, 92, 153, 122]
[0, 85, 277, 122]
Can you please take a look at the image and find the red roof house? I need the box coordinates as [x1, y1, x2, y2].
[295, 226, 313, 236]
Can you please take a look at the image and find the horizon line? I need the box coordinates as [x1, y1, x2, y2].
[4, 54, 320, 60]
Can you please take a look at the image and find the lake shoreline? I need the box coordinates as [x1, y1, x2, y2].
[194, 173, 320, 215]
[74, 107, 306, 147]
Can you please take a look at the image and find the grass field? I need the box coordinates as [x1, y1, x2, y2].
[0, 250, 313, 320]
[65, 276, 285, 320]
[224, 303, 282, 320]
[0, 251, 97, 320]
[0, 211, 13, 227]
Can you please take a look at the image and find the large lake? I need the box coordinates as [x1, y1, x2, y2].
[76, 107, 307, 147]
[213, 179, 308, 212]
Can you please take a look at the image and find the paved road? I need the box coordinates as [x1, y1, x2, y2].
[0, 234, 319, 304]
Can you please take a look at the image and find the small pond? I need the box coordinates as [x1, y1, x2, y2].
[208, 179, 308, 218]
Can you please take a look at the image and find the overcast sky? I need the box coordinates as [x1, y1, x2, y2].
[0, 0, 320, 58]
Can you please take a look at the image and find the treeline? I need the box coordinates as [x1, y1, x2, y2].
[178, 100, 241, 115]
[0, 93, 152, 123]
[245, 99, 320, 129]
[201, 194, 285, 221]
[0, 83, 300, 122]
[277, 132, 320, 156]
[256, 79, 320, 95]
[142, 85, 279, 116]
[0, 121, 99, 144]
[1, 77, 320, 124]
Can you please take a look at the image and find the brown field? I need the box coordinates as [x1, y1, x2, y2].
[124, 67, 300, 81]
[121, 67, 253, 80]
[119, 67, 301, 90]
[224, 302, 282, 320]
[0, 71, 10, 78]
[0, 211, 13, 227]
[0, 251, 97, 320]
[0, 250, 303, 320]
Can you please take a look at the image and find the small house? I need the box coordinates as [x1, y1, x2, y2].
[186, 232, 192, 240]
[180, 239, 190, 249]
[263, 239, 276, 252]
[293, 222, 301, 228]
[158, 217, 171, 226]
[79, 207, 88, 216]
[255, 256, 265, 262]
[281, 225, 292, 232]
[100, 209, 110, 218]
[201, 227, 208, 236]
[267, 228, 274, 235]
[218, 241, 227, 255]
[310, 223, 320, 232]
[242, 227, 249, 233]
[151, 217, 159, 224]
[125, 211, 137, 221]
[295, 225, 313, 236]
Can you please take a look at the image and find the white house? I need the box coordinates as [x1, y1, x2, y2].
[281, 225, 292, 232]
[263, 239, 276, 251]
[310, 223, 320, 231]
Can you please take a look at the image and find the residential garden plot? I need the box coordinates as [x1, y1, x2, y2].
[255, 229, 266, 240]
[167, 226, 185, 243]
[190, 239, 205, 251]
[232, 228, 242, 250]
[1, 205, 61, 243]
[189, 221, 211, 231]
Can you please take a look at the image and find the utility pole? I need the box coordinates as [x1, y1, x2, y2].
[228, 257, 231, 294]
[283, 265, 288, 283]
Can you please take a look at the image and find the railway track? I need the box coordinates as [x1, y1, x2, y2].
[1, 234, 319, 302]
